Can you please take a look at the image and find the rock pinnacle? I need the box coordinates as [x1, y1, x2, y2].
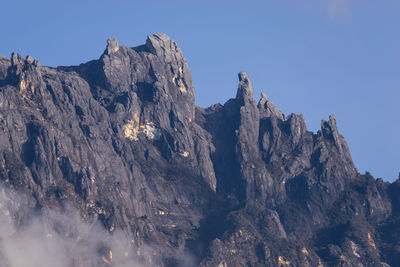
[106, 37, 119, 54]
[236, 72, 254, 102]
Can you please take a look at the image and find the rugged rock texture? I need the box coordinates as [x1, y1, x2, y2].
[0, 33, 399, 266]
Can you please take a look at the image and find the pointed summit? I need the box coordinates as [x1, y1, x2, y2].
[258, 92, 284, 120]
[259, 92, 268, 106]
[106, 37, 119, 55]
[321, 114, 343, 151]
[236, 72, 254, 104]
[145, 33, 183, 61]
[146, 32, 171, 52]
[11, 53, 24, 66]
[321, 115, 339, 137]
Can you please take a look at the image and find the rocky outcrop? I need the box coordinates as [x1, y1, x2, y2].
[0, 33, 398, 267]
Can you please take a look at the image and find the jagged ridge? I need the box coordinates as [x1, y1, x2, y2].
[0, 33, 399, 267]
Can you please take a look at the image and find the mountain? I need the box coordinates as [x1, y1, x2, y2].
[0, 33, 399, 267]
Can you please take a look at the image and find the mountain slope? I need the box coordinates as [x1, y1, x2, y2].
[0, 33, 398, 267]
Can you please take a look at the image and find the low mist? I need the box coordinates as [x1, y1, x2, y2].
[0, 186, 147, 267]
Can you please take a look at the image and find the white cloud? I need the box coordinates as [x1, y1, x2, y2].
[0, 186, 147, 267]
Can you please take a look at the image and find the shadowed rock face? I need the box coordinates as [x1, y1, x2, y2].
[0, 33, 398, 266]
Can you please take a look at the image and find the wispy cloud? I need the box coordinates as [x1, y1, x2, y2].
[0, 186, 148, 267]
[0, 185, 197, 266]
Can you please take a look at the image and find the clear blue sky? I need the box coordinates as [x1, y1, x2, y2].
[1, 0, 399, 181]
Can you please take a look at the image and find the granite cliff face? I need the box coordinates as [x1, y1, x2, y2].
[0, 33, 399, 267]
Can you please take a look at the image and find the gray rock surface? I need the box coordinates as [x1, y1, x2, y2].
[0, 33, 398, 267]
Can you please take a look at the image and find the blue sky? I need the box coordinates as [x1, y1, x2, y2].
[1, 0, 399, 181]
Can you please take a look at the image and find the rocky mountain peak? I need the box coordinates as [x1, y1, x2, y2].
[75, 33, 196, 124]
[10, 53, 23, 66]
[236, 71, 254, 104]
[7, 53, 41, 94]
[10, 53, 40, 68]
[259, 92, 268, 106]
[0, 34, 398, 267]
[105, 37, 119, 55]
[321, 114, 341, 146]
[258, 92, 284, 120]
[145, 32, 182, 59]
